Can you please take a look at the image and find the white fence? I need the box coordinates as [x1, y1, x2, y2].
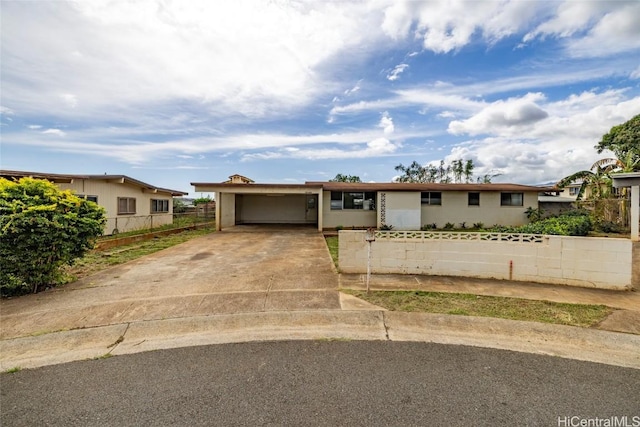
[339, 230, 636, 290]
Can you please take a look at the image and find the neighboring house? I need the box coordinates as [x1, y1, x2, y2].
[192, 175, 554, 231]
[224, 174, 255, 184]
[1, 170, 187, 235]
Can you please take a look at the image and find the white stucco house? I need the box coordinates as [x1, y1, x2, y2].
[192, 175, 554, 232]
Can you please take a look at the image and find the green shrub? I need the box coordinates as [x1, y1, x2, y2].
[488, 211, 592, 236]
[0, 177, 106, 296]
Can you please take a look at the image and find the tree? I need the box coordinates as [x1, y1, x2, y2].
[0, 177, 106, 296]
[193, 196, 213, 205]
[329, 174, 362, 183]
[595, 114, 640, 172]
[557, 158, 622, 201]
[394, 159, 476, 183]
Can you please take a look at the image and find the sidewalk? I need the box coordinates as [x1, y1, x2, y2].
[2, 272, 639, 371]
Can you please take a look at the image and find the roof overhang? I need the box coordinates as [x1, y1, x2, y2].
[612, 172, 640, 188]
[191, 183, 322, 195]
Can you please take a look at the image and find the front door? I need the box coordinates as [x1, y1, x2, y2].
[305, 194, 318, 223]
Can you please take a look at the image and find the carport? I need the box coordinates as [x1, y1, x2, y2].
[191, 181, 324, 231]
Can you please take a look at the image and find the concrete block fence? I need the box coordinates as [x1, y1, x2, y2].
[339, 230, 637, 290]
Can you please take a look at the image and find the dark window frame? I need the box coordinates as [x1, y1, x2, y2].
[421, 192, 442, 206]
[151, 199, 170, 213]
[77, 194, 99, 203]
[117, 197, 137, 215]
[330, 191, 376, 210]
[500, 192, 524, 207]
[468, 192, 480, 206]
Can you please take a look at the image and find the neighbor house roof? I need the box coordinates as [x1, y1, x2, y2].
[0, 170, 187, 196]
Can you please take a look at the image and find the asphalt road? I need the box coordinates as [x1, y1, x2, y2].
[2, 341, 639, 427]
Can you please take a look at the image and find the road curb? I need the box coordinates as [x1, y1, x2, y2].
[2, 311, 639, 371]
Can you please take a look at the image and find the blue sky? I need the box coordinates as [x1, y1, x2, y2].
[1, 0, 639, 195]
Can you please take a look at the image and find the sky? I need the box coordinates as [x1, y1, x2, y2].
[1, 0, 639, 195]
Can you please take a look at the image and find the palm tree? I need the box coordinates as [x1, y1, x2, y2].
[557, 158, 622, 201]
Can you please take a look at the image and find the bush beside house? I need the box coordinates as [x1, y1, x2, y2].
[0, 177, 106, 296]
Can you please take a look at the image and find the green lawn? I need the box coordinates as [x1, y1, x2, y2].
[343, 289, 612, 328]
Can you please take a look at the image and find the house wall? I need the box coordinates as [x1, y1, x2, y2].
[378, 191, 421, 230]
[421, 191, 538, 228]
[321, 191, 377, 229]
[58, 179, 173, 234]
[339, 230, 634, 290]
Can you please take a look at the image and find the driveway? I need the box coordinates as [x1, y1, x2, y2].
[1, 226, 340, 340]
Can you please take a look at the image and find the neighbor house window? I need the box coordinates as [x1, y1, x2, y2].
[117, 197, 136, 215]
[78, 194, 98, 203]
[151, 199, 169, 213]
[569, 187, 579, 196]
[330, 191, 376, 210]
[500, 193, 523, 206]
[421, 192, 442, 205]
[468, 192, 480, 206]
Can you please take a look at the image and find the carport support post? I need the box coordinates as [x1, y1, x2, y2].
[215, 191, 222, 231]
[632, 185, 639, 242]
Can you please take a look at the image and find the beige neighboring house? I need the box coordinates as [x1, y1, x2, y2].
[192, 175, 554, 232]
[1, 170, 187, 235]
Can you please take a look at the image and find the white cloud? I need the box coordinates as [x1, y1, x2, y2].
[442, 92, 640, 183]
[42, 128, 66, 136]
[28, 124, 42, 129]
[381, 0, 541, 53]
[60, 93, 78, 108]
[378, 112, 394, 135]
[631, 66, 640, 80]
[0, 1, 382, 119]
[448, 93, 549, 136]
[524, 1, 640, 58]
[387, 63, 408, 81]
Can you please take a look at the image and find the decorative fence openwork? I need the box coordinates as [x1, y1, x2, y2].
[374, 230, 546, 243]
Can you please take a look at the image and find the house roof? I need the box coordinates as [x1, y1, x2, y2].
[191, 179, 555, 193]
[0, 170, 188, 196]
[307, 181, 556, 192]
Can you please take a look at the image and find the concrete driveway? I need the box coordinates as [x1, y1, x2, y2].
[1, 226, 340, 340]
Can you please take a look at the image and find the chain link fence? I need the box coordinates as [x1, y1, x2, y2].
[103, 211, 215, 236]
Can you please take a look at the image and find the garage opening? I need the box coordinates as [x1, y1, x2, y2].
[235, 194, 318, 226]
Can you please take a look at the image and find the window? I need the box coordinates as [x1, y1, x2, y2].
[330, 191, 376, 210]
[569, 187, 579, 196]
[78, 194, 98, 203]
[500, 193, 523, 206]
[151, 199, 169, 213]
[330, 192, 343, 210]
[117, 197, 136, 214]
[468, 192, 480, 206]
[421, 192, 442, 205]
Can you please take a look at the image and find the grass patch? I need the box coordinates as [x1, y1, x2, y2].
[344, 290, 612, 328]
[63, 228, 213, 283]
[3, 366, 21, 374]
[325, 236, 339, 269]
